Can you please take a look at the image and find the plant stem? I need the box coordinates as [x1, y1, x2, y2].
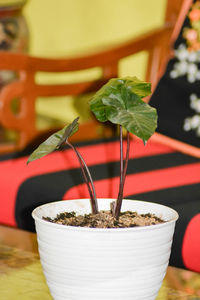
[66, 141, 98, 214]
[114, 128, 130, 219]
[122, 131, 130, 184]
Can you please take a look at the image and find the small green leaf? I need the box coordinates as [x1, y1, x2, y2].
[89, 77, 157, 143]
[27, 117, 79, 164]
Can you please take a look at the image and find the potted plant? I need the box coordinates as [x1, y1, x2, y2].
[29, 77, 178, 300]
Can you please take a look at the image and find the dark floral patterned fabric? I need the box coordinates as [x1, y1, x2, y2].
[150, 1, 200, 148]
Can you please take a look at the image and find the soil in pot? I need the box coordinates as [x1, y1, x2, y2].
[43, 210, 165, 228]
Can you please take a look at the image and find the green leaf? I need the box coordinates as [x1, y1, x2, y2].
[27, 117, 79, 164]
[123, 76, 151, 97]
[89, 77, 157, 143]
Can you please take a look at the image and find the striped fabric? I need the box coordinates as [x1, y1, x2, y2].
[0, 137, 199, 271]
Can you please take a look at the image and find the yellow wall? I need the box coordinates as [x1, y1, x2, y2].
[24, 0, 166, 57]
[22, 0, 167, 125]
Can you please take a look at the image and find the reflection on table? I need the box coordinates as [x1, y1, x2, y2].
[0, 225, 200, 300]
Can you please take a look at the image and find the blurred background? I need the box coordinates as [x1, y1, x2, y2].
[24, 0, 166, 74]
[1, 0, 167, 126]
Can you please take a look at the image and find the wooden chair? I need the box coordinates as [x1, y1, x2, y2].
[0, 0, 192, 154]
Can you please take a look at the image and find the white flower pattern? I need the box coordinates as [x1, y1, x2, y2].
[169, 1, 200, 138]
[183, 94, 200, 136]
[170, 44, 200, 83]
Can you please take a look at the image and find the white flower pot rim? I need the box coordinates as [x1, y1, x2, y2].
[32, 198, 179, 233]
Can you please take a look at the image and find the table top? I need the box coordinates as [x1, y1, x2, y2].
[0, 224, 200, 300]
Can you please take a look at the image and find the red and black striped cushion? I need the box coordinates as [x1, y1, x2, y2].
[0, 137, 199, 272]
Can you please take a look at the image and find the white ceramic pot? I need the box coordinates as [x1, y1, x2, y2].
[32, 199, 178, 300]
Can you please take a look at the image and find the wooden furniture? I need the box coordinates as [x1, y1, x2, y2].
[0, 0, 192, 154]
[0, 224, 200, 299]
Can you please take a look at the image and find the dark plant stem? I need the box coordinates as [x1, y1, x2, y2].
[122, 131, 130, 184]
[114, 127, 130, 219]
[66, 141, 98, 214]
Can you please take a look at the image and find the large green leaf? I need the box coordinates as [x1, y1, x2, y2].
[89, 77, 151, 121]
[27, 117, 79, 164]
[89, 77, 157, 143]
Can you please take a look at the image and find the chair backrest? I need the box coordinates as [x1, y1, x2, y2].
[0, 0, 192, 153]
